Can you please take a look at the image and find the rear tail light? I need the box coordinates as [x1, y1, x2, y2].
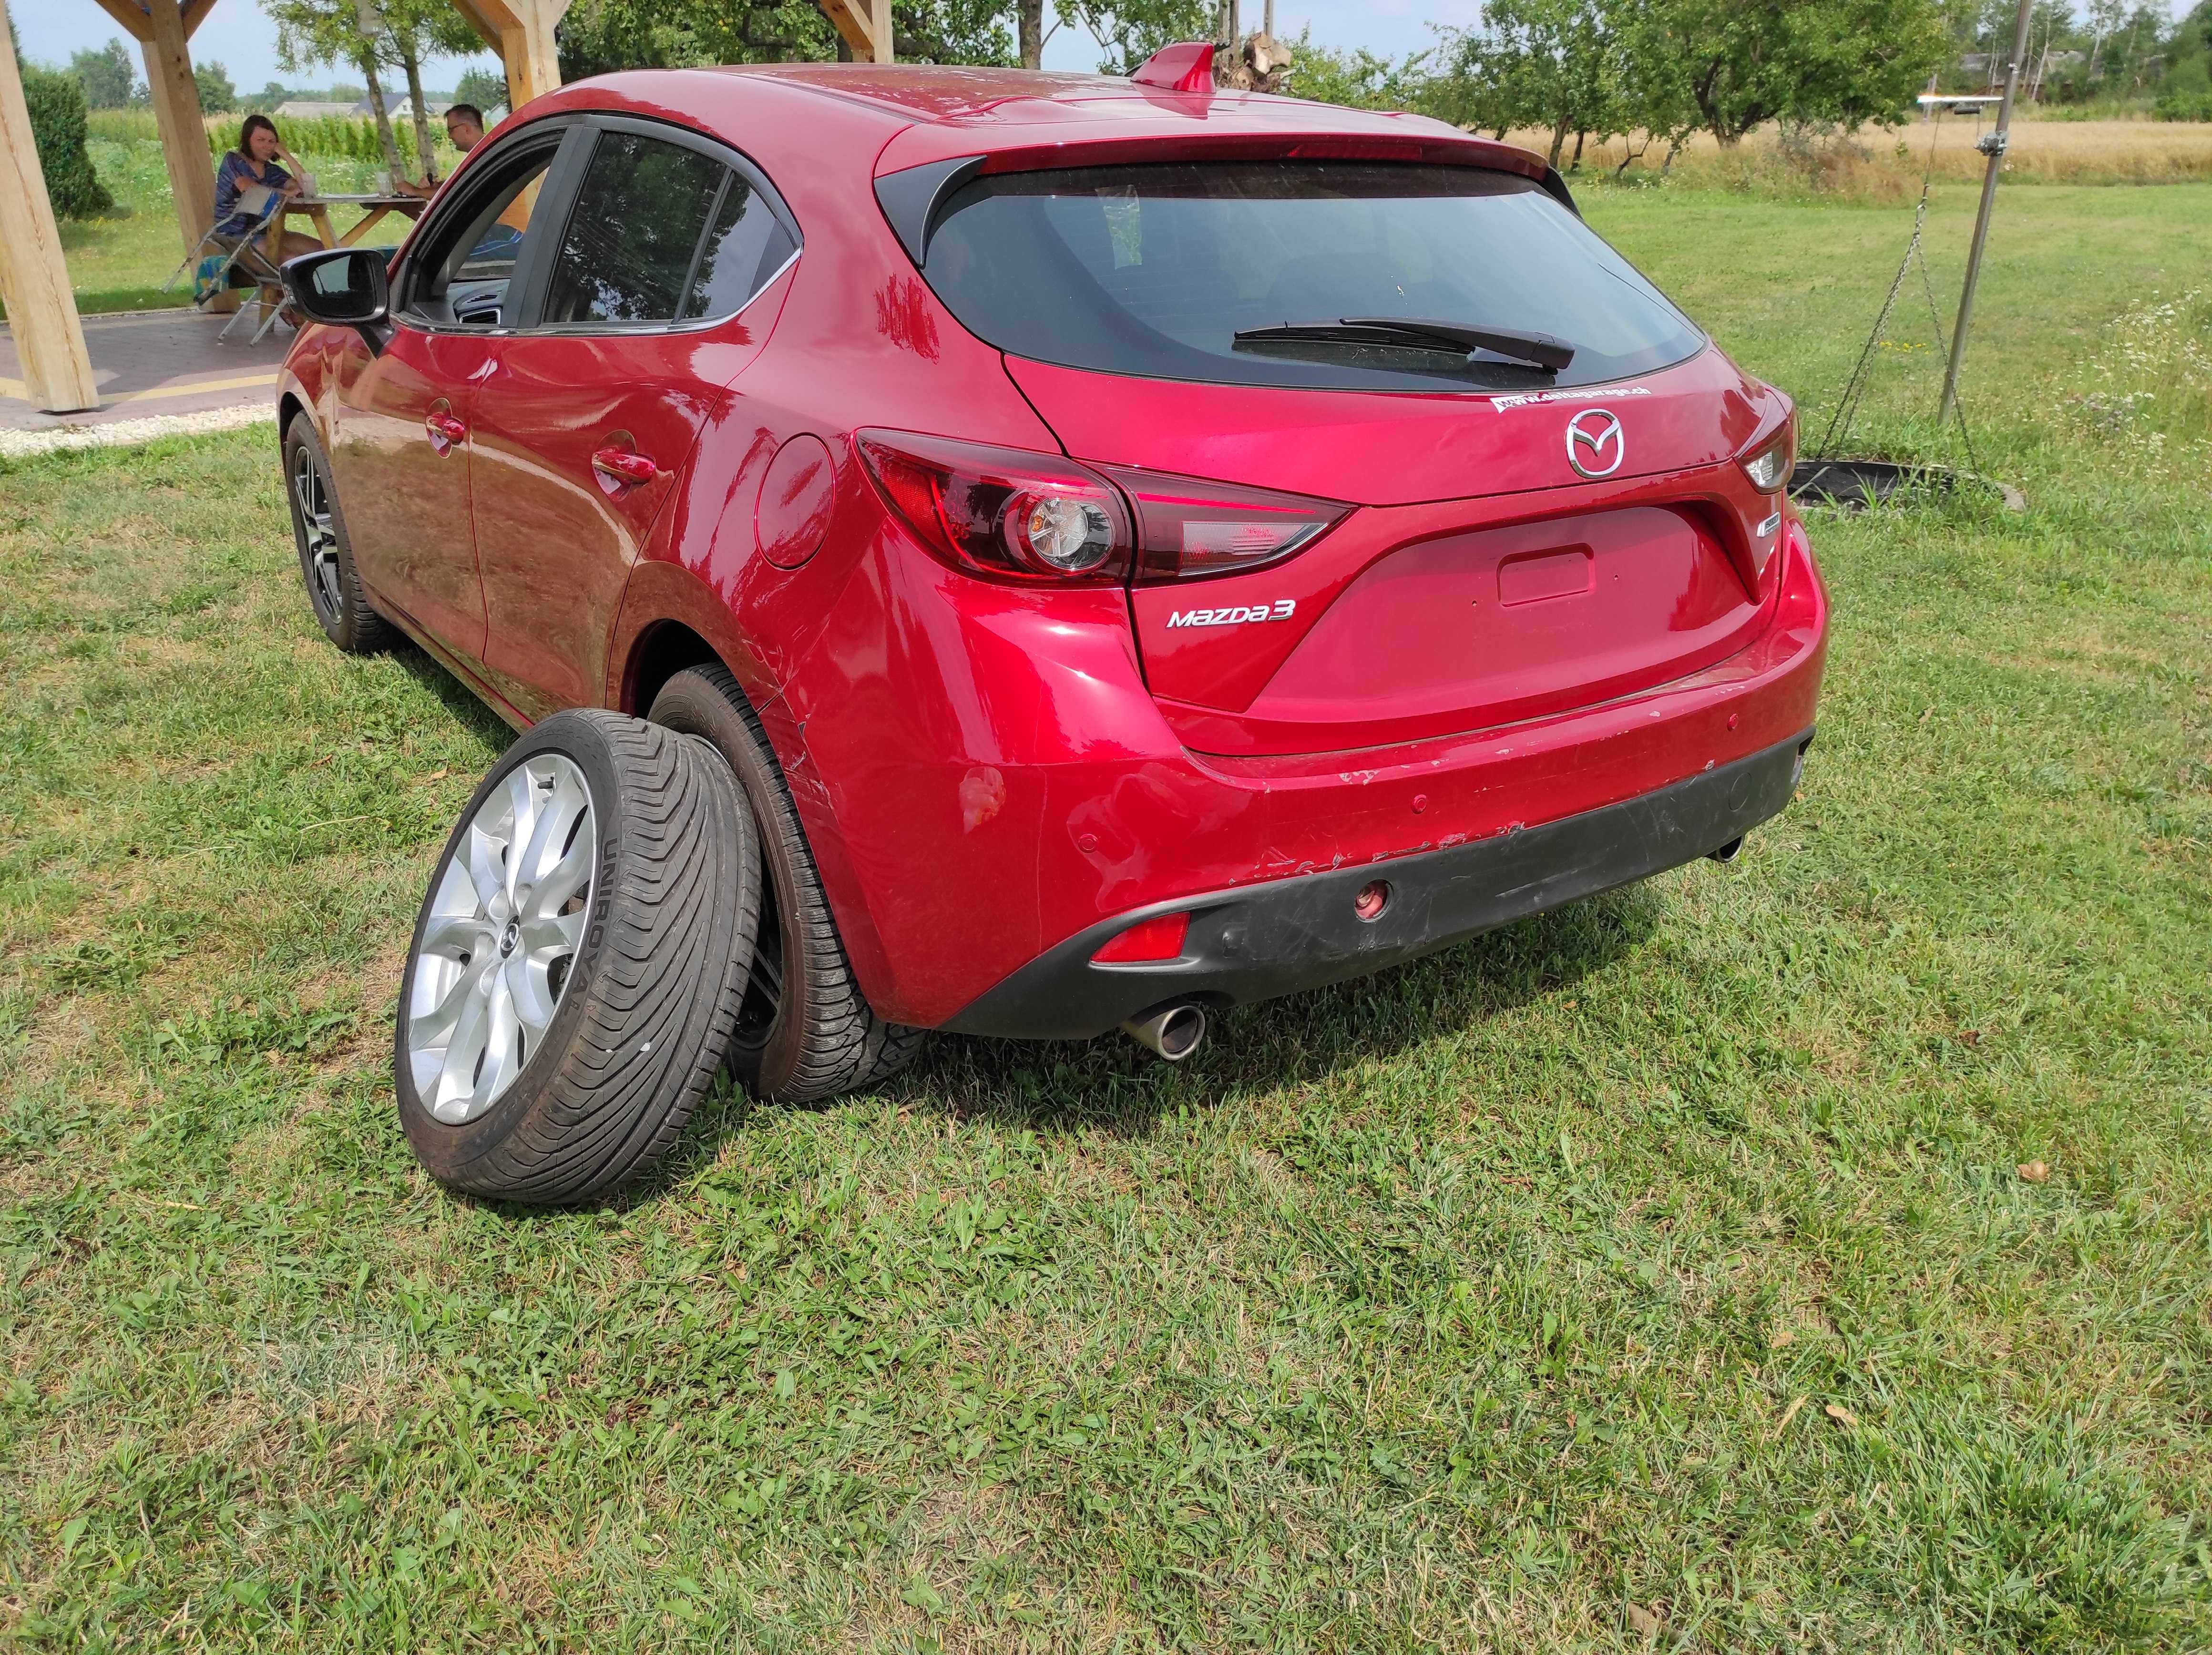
[1090, 912, 1189, 963]
[857, 430, 1133, 583]
[1738, 419, 1795, 494]
[1104, 467, 1348, 582]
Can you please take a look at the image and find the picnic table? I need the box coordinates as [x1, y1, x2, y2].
[263, 193, 429, 259]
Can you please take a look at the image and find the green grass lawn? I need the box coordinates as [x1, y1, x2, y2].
[1, 185, 2208, 1651]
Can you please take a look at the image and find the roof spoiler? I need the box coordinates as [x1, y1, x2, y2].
[1130, 41, 1217, 92]
[872, 128, 1580, 270]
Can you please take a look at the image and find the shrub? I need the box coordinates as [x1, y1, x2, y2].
[2154, 57, 2212, 121]
[21, 64, 114, 219]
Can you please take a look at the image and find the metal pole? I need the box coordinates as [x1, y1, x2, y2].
[1264, 0, 1274, 38]
[1938, 0, 2034, 423]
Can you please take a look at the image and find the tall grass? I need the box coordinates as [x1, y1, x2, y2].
[83, 109, 392, 163]
[1514, 118, 2212, 196]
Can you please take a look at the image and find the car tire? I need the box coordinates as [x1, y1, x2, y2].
[396, 710, 760, 1205]
[283, 411, 391, 654]
[647, 665, 925, 1103]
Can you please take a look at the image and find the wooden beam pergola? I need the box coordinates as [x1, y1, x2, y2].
[83, 0, 220, 256]
[0, 0, 99, 411]
[0, 0, 891, 414]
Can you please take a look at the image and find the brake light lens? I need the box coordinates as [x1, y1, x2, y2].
[1104, 467, 1348, 582]
[857, 430, 1133, 582]
[1739, 420, 1795, 494]
[1090, 912, 1189, 963]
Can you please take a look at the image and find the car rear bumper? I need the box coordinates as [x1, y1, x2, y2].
[944, 726, 1812, 1039]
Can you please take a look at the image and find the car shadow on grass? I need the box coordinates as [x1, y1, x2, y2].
[895, 885, 1663, 1136]
[501, 889, 1659, 1215]
[396, 648, 518, 753]
[605, 885, 1668, 1209]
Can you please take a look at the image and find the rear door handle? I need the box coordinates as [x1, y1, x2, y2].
[425, 410, 467, 449]
[592, 447, 658, 485]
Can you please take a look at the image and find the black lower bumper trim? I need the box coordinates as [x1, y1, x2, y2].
[943, 730, 1813, 1041]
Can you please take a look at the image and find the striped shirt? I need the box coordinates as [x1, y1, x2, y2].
[214, 152, 295, 236]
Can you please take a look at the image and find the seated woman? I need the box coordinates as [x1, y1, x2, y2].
[214, 115, 322, 260]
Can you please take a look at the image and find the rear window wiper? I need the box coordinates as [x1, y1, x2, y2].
[1233, 317, 1576, 374]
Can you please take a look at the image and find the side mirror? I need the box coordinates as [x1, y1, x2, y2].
[282, 247, 391, 348]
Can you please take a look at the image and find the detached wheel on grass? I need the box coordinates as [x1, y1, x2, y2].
[283, 412, 390, 654]
[397, 710, 760, 1205]
[648, 665, 924, 1103]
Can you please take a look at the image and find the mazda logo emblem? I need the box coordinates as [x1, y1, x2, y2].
[1565, 409, 1625, 479]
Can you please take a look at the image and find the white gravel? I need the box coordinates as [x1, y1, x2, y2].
[0, 403, 277, 461]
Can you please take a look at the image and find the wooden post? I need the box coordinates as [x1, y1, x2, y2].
[0, 0, 100, 411]
[143, 0, 216, 251]
[88, 0, 219, 254]
[813, 0, 892, 61]
[455, 0, 572, 112]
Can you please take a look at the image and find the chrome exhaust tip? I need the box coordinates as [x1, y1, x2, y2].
[1122, 1002, 1207, 1062]
[1708, 835, 1744, 864]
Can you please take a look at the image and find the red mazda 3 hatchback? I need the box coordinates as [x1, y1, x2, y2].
[276, 59, 1825, 1202]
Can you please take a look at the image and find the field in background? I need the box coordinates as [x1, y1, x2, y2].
[1, 185, 2208, 1649]
[1518, 113, 2212, 197]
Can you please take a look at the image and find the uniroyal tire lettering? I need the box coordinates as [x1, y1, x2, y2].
[1166, 599, 1297, 629]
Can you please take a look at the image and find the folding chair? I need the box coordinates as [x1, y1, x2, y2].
[169, 196, 295, 345]
[214, 223, 296, 346]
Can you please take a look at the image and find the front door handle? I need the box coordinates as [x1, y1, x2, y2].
[592, 446, 658, 486]
[425, 410, 467, 450]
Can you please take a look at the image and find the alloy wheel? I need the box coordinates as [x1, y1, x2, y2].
[293, 446, 344, 622]
[405, 755, 596, 1125]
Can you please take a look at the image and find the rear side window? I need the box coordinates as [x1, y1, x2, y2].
[684, 176, 798, 321]
[920, 162, 1704, 392]
[539, 129, 799, 328]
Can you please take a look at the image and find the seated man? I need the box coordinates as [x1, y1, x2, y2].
[395, 103, 489, 199]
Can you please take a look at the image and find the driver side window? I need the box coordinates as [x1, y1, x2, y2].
[402, 140, 561, 329]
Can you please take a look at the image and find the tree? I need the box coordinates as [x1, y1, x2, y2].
[1434, 0, 1624, 165]
[893, 0, 1014, 62]
[1635, 0, 1946, 145]
[453, 63, 506, 112]
[1060, 0, 1211, 73]
[365, 0, 478, 180]
[21, 62, 114, 217]
[265, 0, 408, 178]
[2156, 0, 2212, 115]
[194, 59, 237, 111]
[556, 0, 834, 78]
[555, 0, 1016, 73]
[1289, 34, 1431, 110]
[70, 40, 138, 108]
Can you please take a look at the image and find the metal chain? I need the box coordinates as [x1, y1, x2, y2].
[1810, 183, 1928, 461]
[1811, 103, 1983, 478]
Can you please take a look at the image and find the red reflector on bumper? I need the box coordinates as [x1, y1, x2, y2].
[1091, 912, 1189, 963]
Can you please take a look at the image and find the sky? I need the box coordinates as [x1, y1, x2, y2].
[11, 0, 1485, 99]
[11, 0, 2190, 103]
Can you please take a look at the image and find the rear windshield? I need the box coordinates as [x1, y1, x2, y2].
[920, 161, 1705, 392]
